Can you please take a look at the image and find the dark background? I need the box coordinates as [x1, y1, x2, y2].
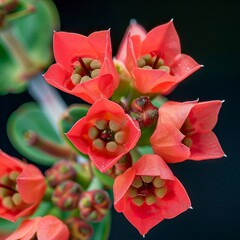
[0, 0, 239, 239]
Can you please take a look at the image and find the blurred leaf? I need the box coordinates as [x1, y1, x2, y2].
[0, 218, 21, 232]
[7, 102, 64, 166]
[0, 0, 60, 94]
[92, 166, 114, 189]
[138, 145, 154, 155]
[91, 212, 111, 240]
[152, 95, 168, 108]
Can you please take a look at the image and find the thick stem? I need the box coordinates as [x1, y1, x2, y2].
[0, 28, 35, 70]
[24, 130, 77, 161]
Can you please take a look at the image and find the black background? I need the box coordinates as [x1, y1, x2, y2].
[0, 0, 239, 239]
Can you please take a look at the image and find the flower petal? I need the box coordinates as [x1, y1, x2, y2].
[53, 31, 97, 67]
[5, 218, 40, 240]
[150, 122, 190, 163]
[141, 20, 181, 63]
[189, 132, 225, 160]
[188, 100, 222, 132]
[116, 20, 147, 62]
[17, 164, 46, 203]
[133, 154, 174, 180]
[37, 215, 69, 240]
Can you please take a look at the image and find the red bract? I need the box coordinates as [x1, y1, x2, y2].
[44, 30, 119, 104]
[0, 151, 46, 222]
[66, 98, 141, 172]
[118, 20, 201, 94]
[113, 154, 191, 236]
[150, 100, 225, 163]
[5, 215, 69, 240]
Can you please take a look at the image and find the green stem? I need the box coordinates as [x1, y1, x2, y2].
[0, 27, 37, 78]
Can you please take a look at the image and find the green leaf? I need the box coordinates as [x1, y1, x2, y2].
[91, 212, 111, 240]
[7, 102, 64, 166]
[152, 95, 168, 108]
[0, 218, 21, 232]
[0, 0, 60, 94]
[92, 166, 114, 188]
[138, 145, 154, 155]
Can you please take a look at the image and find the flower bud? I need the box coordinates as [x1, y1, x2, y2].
[66, 217, 93, 240]
[78, 189, 111, 222]
[45, 160, 77, 188]
[52, 180, 82, 211]
[130, 96, 158, 127]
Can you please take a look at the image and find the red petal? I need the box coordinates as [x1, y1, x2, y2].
[114, 168, 136, 210]
[189, 132, 225, 160]
[141, 20, 181, 63]
[150, 122, 190, 163]
[17, 164, 46, 204]
[159, 177, 191, 219]
[0, 151, 25, 176]
[37, 216, 69, 240]
[159, 101, 196, 129]
[133, 68, 179, 94]
[88, 30, 111, 61]
[188, 101, 222, 132]
[170, 54, 202, 81]
[116, 20, 147, 62]
[133, 154, 174, 180]
[53, 31, 97, 67]
[5, 218, 40, 240]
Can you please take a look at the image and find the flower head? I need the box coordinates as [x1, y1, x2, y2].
[44, 30, 119, 104]
[0, 151, 46, 222]
[150, 100, 225, 163]
[113, 154, 191, 236]
[66, 98, 141, 172]
[5, 215, 69, 240]
[117, 20, 201, 94]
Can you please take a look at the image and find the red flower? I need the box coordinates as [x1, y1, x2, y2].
[66, 98, 141, 172]
[5, 215, 69, 240]
[44, 30, 119, 104]
[117, 20, 201, 94]
[0, 151, 46, 222]
[113, 154, 191, 236]
[150, 100, 225, 163]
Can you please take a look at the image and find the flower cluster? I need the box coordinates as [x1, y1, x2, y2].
[0, 19, 224, 239]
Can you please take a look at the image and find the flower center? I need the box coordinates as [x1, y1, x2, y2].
[70, 57, 102, 85]
[137, 52, 170, 73]
[0, 170, 27, 211]
[88, 119, 126, 153]
[129, 175, 167, 206]
[180, 118, 195, 147]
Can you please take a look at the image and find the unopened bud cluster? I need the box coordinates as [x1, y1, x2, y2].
[130, 96, 158, 127]
[78, 189, 111, 222]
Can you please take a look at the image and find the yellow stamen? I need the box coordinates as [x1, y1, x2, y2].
[154, 186, 167, 198]
[128, 187, 138, 198]
[95, 120, 108, 130]
[131, 176, 143, 188]
[159, 65, 170, 73]
[90, 59, 101, 69]
[143, 66, 152, 70]
[88, 127, 99, 140]
[91, 69, 100, 78]
[114, 131, 126, 144]
[92, 138, 105, 150]
[80, 76, 92, 83]
[82, 57, 93, 68]
[9, 171, 19, 182]
[12, 193, 22, 206]
[141, 176, 154, 183]
[109, 120, 120, 132]
[71, 73, 81, 85]
[137, 58, 146, 68]
[152, 177, 165, 188]
[132, 196, 144, 207]
[106, 141, 118, 152]
[145, 194, 157, 205]
[2, 196, 14, 209]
